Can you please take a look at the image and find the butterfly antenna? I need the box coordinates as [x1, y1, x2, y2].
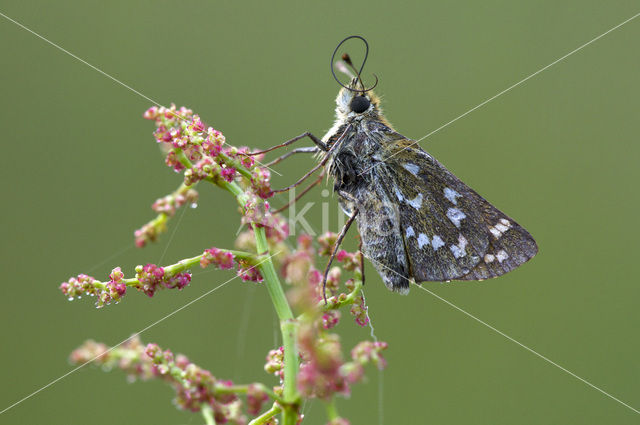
[331, 35, 378, 93]
[341, 53, 365, 92]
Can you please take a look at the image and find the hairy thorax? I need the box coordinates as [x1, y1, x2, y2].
[325, 118, 397, 215]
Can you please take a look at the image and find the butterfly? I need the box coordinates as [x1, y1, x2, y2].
[319, 37, 538, 294]
[258, 36, 537, 295]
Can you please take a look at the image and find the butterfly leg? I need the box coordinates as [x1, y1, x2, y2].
[322, 210, 359, 304]
[272, 170, 325, 214]
[244, 132, 328, 156]
[273, 161, 325, 193]
[264, 146, 319, 167]
[274, 124, 352, 194]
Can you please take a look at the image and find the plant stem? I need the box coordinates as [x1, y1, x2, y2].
[207, 166, 301, 424]
[254, 227, 293, 321]
[214, 383, 285, 405]
[253, 225, 300, 425]
[280, 319, 299, 425]
[91, 248, 257, 290]
[326, 398, 339, 420]
[248, 403, 282, 425]
[201, 404, 216, 425]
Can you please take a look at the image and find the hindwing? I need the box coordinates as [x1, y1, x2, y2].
[377, 137, 538, 284]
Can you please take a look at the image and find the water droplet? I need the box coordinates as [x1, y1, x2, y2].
[190, 203, 198, 209]
[68, 297, 74, 301]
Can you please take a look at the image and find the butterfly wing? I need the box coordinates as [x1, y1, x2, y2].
[345, 182, 413, 294]
[376, 137, 538, 284]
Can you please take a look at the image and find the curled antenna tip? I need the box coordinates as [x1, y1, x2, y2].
[341, 53, 353, 66]
[330, 35, 378, 93]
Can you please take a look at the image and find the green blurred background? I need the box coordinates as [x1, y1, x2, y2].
[1, 1, 639, 424]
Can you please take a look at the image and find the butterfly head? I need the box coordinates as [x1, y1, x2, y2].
[330, 36, 384, 122]
[335, 77, 382, 120]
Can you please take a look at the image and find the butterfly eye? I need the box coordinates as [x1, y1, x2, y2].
[350, 96, 370, 113]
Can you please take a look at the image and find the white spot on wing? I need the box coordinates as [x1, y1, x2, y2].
[489, 219, 512, 239]
[495, 223, 510, 233]
[450, 234, 468, 258]
[489, 227, 501, 238]
[443, 188, 461, 205]
[446, 208, 466, 228]
[431, 235, 445, 250]
[405, 226, 415, 238]
[407, 193, 423, 209]
[417, 233, 430, 248]
[403, 163, 419, 176]
[496, 250, 509, 263]
[394, 187, 404, 202]
[484, 254, 495, 263]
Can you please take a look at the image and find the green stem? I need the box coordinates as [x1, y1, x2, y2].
[254, 227, 293, 321]
[214, 178, 245, 200]
[295, 278, 364, 322]
[201, 404, 216, 425]
[253, 226, 299, 425]
[326, 398, 339, 420]
[92, 248, 256, 290]
[202, 158, 300, 424]
[248, 403, 282, 425]
[280, 319, 299, 425]
[175, 149, 194, 170]
[214, 383, 285, 405]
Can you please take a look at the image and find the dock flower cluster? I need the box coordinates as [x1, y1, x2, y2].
[69, 336, 271, 424]
[59, 105, 387, 425]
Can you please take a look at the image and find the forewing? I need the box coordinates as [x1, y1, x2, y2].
[378, 138, 538, 282]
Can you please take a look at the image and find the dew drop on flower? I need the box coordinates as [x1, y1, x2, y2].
[190, 203, 198, 209]
[68, 297, 74, 301]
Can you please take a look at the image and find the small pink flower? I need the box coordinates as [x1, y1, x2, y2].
[317, 232, 338, 256]
[135, 264, 165, 297]
[237, 260, 263, 282]
[189, 116, 205, 133]
[321, 311, 340, 330]
[247, 384, 268, 415]
[134, 222, 159, 248]
[220, 166, 236, 182]
[165, 151, 186, 172]
[60, 274, 99, 300]
[251, 168, 273, 199]
[350, 295, 369, 327]
[163, 272, 191, 290]
[351, 341, 388, 370]
[143, 106, 159, 120]
[264, 346, 284, 379]
[201, 248, 235, 270]
[339, 362, 364, 384]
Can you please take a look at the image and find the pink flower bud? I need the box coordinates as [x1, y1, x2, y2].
[321, 311, 340, 330]
[220, 166, 236, 182]
[200, 248, 235, 270]
[143, 106, 159, 120]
